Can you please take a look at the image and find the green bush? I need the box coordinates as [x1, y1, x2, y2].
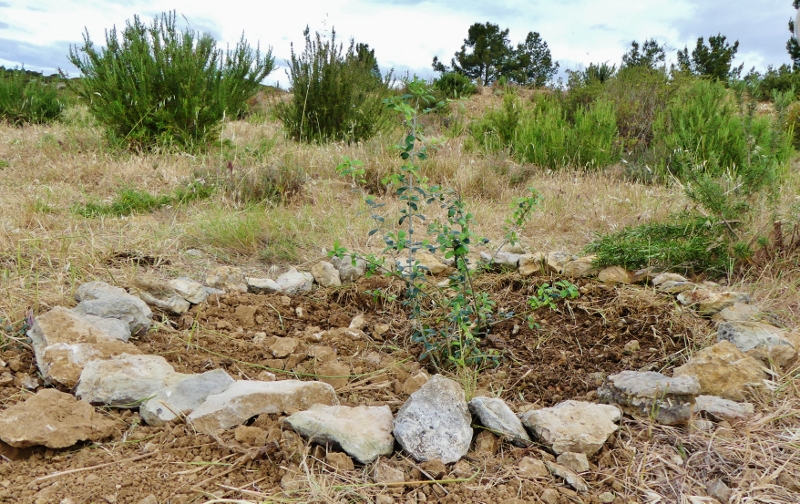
[275, 27, 393, 143]
[75, 180, 213, 217]
[470, 93, 619, 170]
[433, 72, 477, 99]
[0, 68, 64, 125]
[67, 11, 274, 150]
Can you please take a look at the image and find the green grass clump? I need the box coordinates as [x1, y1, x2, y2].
[67, 11, 274, 150]
[585, 215, 731, 276]
[75, 181, 213, 217]
[0, 68, 65, 125]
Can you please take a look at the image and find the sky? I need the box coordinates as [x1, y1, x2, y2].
[0, 0, 796, 88]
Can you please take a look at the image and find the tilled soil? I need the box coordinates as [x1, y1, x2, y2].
[0, 273, 715, 503]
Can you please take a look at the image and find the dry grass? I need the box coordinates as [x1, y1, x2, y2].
[3, 93, 800, 502]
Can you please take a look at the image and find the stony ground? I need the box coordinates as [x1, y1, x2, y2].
[4, 269, 794, 504]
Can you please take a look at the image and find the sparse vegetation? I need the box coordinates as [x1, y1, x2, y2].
[0, 67, 65, 125]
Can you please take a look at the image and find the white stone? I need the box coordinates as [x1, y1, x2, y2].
[520, 400, 620, 456]
[311, 261, 342, 287]
[247, 277, 281, 294]
[140, 369, 235, 425]
[468, 396, 532, 446]
[277, 268, 314, 294]
[76, 354, 184, 407]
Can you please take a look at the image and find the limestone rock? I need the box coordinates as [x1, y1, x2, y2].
[520, 400, 621, 455]
[140, 369, 235, 425]
[247, 277, 281, 294]
[561, 256, 598, 278]
[674, 341, 767, 401]
[651, 272, 688, 286]
[187, 380, 339, 433]
[277, 268, 314, 295]
[373, 462, 406, 484]
[39, 341, 143, 388]
[556, 452, 589, 473]
[598, 371, 700, 425]
[311, 261, 342, 287]
[168, 278, 208, 304]
[80, 315, 131, 341]
[76, 354, 184, 407]
[402, 370, 429, 395]
[518, 253, 546, 276]
[546, 460, 589, 493]
[480, 250, 521, 269]
[393, 375, 472, 463]
[656, 281, 697, 294]
[677, 289, 751, 315]
[0, 389, 116, 448]
[129, 283, 191, 314]
[693, 395, 754, 422]
[73, 283, 152, 336]
[718, 321, 797, 367]
[206, 266, 248, 292]
[714, 302, 761, 323]
[598, 266, 633, 284]
[326, 451, 355, 471]
[546, 251, 577, 274]
[28, 306, 127, 349]
[283, 404, 394, 464]
[414, 250, 454, 276]
[516, 456, 549, 479]
[330, 255, 367, 283]
[468, 396, 532, 446]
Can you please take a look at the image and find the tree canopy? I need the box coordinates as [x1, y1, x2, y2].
[677, 34, 743, 81]
[621, 39, 666, 69]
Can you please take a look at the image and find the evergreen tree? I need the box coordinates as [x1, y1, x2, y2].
[509, 31, 559, 86]
[621, 39, 666, 69]
[788, 1, 800, 69]
[677, 34, 743, 81]
[451, 22, 512, 85]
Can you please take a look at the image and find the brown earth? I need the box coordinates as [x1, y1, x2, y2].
[0, 273, 774, 504]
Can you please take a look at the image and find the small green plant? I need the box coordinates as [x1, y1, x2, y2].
[75, 180, 213, 217]
[67, 11, 274, 150]
[527, 280, 579, 311]
[0, 68, 64, 125]
[332, 78, 540, 369]
[433, 72, 477, 99]
[276, 27, 393, 143]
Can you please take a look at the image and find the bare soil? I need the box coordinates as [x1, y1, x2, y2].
[0, 273, 770, 504]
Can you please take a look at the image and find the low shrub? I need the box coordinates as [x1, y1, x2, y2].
[67, 11, 274, 150]
[275, 28, 393, 143]
[75, 180, 212, 217]
[433, 72, 477, 99]
[0, 68, 65, 125]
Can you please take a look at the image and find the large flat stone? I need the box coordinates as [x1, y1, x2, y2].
[0, 389, 116, 448]
[674, 341, 768, 401]
[283, 404, 394, 464]
[598, 371, 700, 425]
[677, 289, 751, 315]
[693, 395, 754, 422]
[393, 375, 472, 463]
[73, 281, 152, 336]
[718, 321, 797, 367]
[39, 341, 143, 388]
[140, 369, 235, 425]
[520, 400, 620, 456]
[76, 354, 184, 407]
[187, 380, 339, 433]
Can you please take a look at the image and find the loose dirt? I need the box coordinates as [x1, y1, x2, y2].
[0, 273, 760, 503]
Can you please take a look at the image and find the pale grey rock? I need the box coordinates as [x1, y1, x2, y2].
[73, 283, 152, 336]
[28, 306, 126, 352]
[556, 452, 590, 473]
[468, 396, 532, 446]
[283, 404, 394, 464]
[516, 456, 549, 479]
[311, 261, 342, 287]
[81, 315, 131, 341]
[168, 277, 208, 304]
[674, 341, 768, 401]
[277, 268, 314, 294]
[393, 374, 473, 463]
[140, 369, 235, 425]
[546, 251, 578, 273]
[677, 289, 751, 315]
[76, 354, 184, 407]
[39, 341, 142, 388]
[0, 389, 116, 448]
[518, 252, 546, 276]
[598, 371, 700, 425]
[520, 400, 620, 456]
[546, 460, 589, 493]
[718, 321, 797, 367]
[480, 250, 520, 268]
[187, 380, 339, 433]
[714, 302, 761, 323]
[247, 277, 281, 294]
[206, 266, 248, 292]
[694, 395, 754, 422]
[330, 255, 367, 283]
[656, 281, 697, 294]
[130, 286, 191, 314]
[651, 272, 688, 286]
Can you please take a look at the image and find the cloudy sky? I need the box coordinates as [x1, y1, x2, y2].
[0, 0, 795, 87]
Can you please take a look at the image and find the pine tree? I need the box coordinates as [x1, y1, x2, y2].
[788, 1, 800, 69]
[677, 34, 743, 81]
[621, 39, 666, 69]
[508, 31, 559, 87]
[450, 22, 512, 85]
